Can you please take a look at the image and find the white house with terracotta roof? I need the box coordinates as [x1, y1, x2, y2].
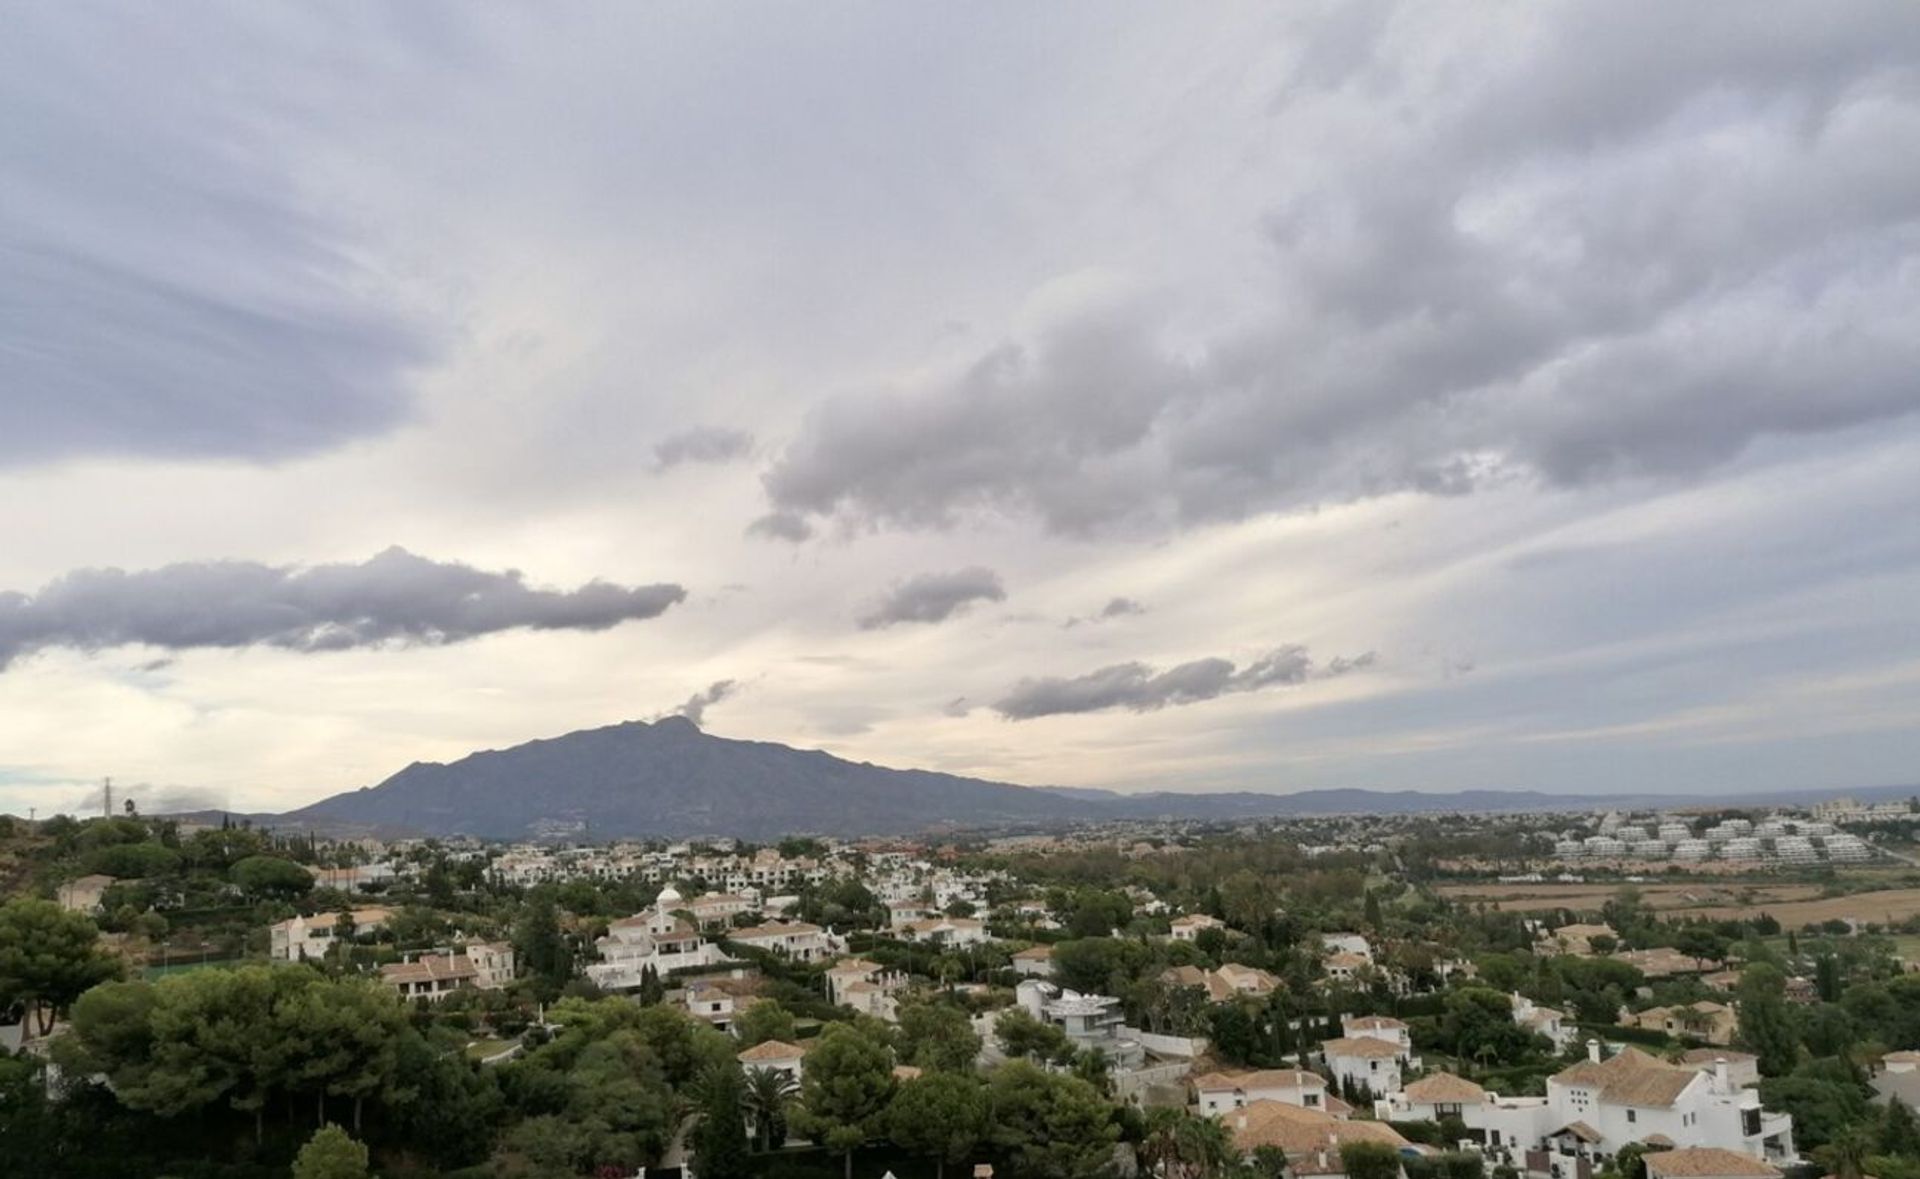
[823, 957, 905, 1021]
[1193, 1069, 1335, 1117]
[686, 892, 756, 927]
[1643, 1148, 1781, 1179]
[1322, 933, 1373, 961]
[736, 1038, 809, 1083]
[901, 915, 988, 947]
[1512, 992, 1577, 1051]
[269, 908, 391, 962]
[588, 885, 727, 990]
[1383, 1046, 1798, 1174]
[380, 943, 512, 1002]
[1225, 1101, 1410, 1174]
[1321, 1035, 1412, 1095]
[1011, 945, 1055, 978]
[1342, 1014, 1412, 1052]
[1169, 913, 1225, 942]
[731, 919, 833, 961]
[1323, 951, 1370, 984]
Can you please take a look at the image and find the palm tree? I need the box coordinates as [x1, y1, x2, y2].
[1142, 1108, 1234, 1179]
[742, 1066, 798, 1153]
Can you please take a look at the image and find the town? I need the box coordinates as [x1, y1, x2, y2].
[3, 797, 1917, 1179]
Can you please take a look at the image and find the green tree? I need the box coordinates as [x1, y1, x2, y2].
[689, 1064, 752, 1179]
[293, 1124, 369, 1179]
[896, 997, 983, 1073]
[1141, 1106, 1234, 1179]
[996, 1006, 1074, 1064]
[791, 1022, 895, 1179]
[987, 1059, 1120, 1179]
[230, 854, 314, 899]
[514, 896, 572, 997]
[733, 999, 798, 1047]
[1735, 964, 1799, 1077]
[888, 1072, 990, 1179]
[743, 1065, 798, 1152]
[1882, 1096, 1920, 1156]
[1815, 1125, 1875, 1179]
[1341, 1141, 1404, 1179]
[0, 898, 122, 1035]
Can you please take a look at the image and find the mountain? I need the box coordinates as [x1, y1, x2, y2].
[282, 717, 1102, 840]
[274, 717, 1920, 841]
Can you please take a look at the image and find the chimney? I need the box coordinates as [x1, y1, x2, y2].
[1587, 1039, 1601, 1063]
[1714, 1057, 1730, 1092]
[1236, 1114, 1248, 1132]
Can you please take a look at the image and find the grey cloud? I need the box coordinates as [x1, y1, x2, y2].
[0, 547, 686, 670]
[663, 679, 737, 726]
[1063, 596, 1148, 629]
[2, 10, 436, 469]
[857, 567, 1007, 630]
[759, 5, 1920, 536]
[747, 511, 815, 543]
[993, 645, 1374, 720]
[653, 427, 755, 471]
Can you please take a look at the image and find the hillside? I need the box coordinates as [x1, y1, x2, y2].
[283, 717, 1102, 840]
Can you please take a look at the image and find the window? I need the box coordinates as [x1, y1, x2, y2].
[1627, 1110, 1637, 1124]
[1743, 1109, 1762, 1137]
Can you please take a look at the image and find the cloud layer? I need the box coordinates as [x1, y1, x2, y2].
[0, 547, 685, 670]
[653, 427, 755, 471]
[993, 647, 1375, 720]
[1, 8, 436, 469]
[759, 6, 1920, 537]
[857, 567, 1007, 630]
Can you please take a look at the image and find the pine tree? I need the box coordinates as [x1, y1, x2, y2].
[690, 1065, 751, 1179]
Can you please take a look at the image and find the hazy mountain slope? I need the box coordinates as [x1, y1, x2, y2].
[284, 717, 1099, 839]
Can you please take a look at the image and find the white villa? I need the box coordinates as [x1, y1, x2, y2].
[269, 908, 391, 962]
[586, 885, 726, 991]
[1512, 992, 1578, 1051]
[1383, 1046, 1797, 1176]
[1192, 1068, 1337, 1117]
[731, 919, 834, 961]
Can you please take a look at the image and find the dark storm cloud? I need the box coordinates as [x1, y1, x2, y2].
[664, 679, 737, 726]
[759, 3, 1920, 537]
[1, 9, 437, 468]
[0, 547, 686, 670]
[857, 567, 1007, 630]
[652, 427, 755, 471]
[993, 646, 1374, 719]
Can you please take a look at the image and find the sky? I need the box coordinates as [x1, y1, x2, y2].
[5, 2, 1920, 817]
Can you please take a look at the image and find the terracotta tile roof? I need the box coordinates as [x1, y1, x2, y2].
[1326, 951, 1370, 969]
[892, 1064, 923, 1081]
[1322, 1036, 1404, 1059]
[379, 953, 477, 986]
[1229, 1100, 1410, 1155]
[736, 1039, 810, 1063]
[1345, 1015, 1408, 1031]
[1402, 1072, 1488, 1104]
[1644, 1148, 1782, 1179]
[1012, 945, 1054, 960]
[1553, 1048, 1698, 1108]
[1554, 1121, 1604, 1144]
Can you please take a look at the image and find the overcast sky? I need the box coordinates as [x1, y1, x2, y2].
[5, 3, 1920, 817]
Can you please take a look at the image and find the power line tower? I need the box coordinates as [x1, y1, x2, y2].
[103, 776, 113, 819]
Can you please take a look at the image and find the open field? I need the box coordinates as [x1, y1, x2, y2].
[1432, 881, 1829, 912]
[1666, 887, 1920, 926]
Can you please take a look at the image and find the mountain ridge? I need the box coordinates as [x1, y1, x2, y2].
[269, 717, 1917, 840]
